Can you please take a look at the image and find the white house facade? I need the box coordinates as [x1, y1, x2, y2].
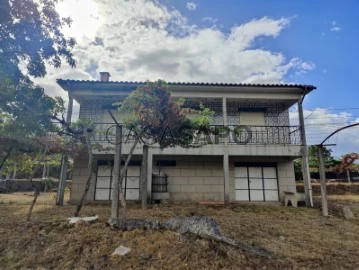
[57, 72, 316, 204]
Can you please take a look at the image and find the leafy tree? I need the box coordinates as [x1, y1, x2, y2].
[294, 145, 340, 180]
[108, 80, 212, 227]
[0, 0, 76, 82]
[0, 81, 65, 170]
[308, 145, 337, 168]
[0, 0, 76, 169]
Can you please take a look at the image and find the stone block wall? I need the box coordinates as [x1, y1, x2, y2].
[69, 157, 96, 204]
[153, 156, 225, 201]
[277, 161, 297, 201]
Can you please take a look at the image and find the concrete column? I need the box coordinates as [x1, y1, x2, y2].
[223, 154, 230, 203]
[298, 98, 313, 207]
[222, 97, 230, 203]
[146, 148, 153, 203]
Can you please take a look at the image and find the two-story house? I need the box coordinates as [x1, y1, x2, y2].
[57, 72, 315, 204]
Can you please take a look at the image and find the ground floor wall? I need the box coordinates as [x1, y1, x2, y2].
[69, 155, 297, 204]
[153, 156, 224, 202]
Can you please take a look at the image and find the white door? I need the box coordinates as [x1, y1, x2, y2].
[95, 162, 140, 201]
[234, 165, 278, 201]
[234, 167, 249, 201]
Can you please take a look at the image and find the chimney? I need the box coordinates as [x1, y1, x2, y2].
[100, 72, 110, 82]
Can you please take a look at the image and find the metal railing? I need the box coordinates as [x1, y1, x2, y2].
[90, 123, 302, 146]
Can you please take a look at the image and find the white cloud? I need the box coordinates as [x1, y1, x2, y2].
[202, 17, 217, 24]
[330, 26, 341, 32]
[290, 108, 359, 157]
[186, 2, 197, 11]
[32, 0, 315, 115]
[330, 20, 341, 32]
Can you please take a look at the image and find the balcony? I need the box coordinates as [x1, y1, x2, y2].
[90, 123, 301, 146]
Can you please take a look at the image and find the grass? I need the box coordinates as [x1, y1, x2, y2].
[0, 192, 359, 269]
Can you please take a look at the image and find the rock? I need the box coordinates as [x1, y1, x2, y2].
[163, 216, 272, 258]
[125, 219, 160, 230]
[279, 236, 286, 242]
[108, 218, 160, 230]
[139, 252, 150, 260]
[68, 215, 98, 224]
[112, 245, 131, 256]
[162, 216, 229, 242]
[342, 206, 354, 219]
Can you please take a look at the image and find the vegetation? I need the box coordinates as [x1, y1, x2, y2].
[0, 0, 75, 81]
[0, 192, 359, 269]
[294, 145, 340, 180]
[0, 0, 76, 173]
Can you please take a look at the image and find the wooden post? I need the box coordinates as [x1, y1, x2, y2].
[298, 99, 313, 207]
[109, 125, 122, 225]
[318, 145, 329, 216]
[141, 145, 148, 209]
[56, 95, 73, 206]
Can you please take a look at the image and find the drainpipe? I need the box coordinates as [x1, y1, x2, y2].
[298, 87, 313, 207]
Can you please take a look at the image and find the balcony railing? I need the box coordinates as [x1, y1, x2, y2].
[90, 123, 302, 146]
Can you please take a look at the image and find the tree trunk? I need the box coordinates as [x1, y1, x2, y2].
[346, 169, 351, 183]
[140, 145, 148, 210]
[0, 146, 13, 171]
[12, 165, 17, 179]
[42, 163, 47, 178]
[118, 136, 142, 228]
[27, 143, 49, 221]
[74, 132, 94, 217]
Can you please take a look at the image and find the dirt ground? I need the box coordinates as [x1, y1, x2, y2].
[1, 192, 359, 270]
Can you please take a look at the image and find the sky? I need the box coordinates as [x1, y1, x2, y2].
[32, 0, 359, 158]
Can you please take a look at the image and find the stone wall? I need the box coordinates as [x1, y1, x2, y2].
[153, 156, 224, 202]
[277, 161, 297, 201]
[69, 155, 296, 204]
[69, 157, 96, 204]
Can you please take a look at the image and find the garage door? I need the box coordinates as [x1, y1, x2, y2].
[234, 164, 278, 201]
[95, 161, 140, 201]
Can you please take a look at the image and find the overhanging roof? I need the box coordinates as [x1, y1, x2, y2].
[56, 79, 316, 107]
[57, 79, 316, 92]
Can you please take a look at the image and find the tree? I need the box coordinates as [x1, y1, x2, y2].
[1, 0, 76, 169]
[108, 80, 212, 228]
[0, 0, 76, 82]
[0, 0, 76, 163]
[0, 81, 65, 171]
[333, 153, 359, 183]
[308, 145, 337, 168]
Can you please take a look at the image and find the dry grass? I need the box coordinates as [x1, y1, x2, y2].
[1, 192, 359, 269]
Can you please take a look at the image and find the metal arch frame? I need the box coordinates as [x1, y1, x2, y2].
[319, 122, 359, 146]
[316, 122, 359, 217]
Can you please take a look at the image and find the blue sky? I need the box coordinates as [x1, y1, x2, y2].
[34, 0, 359, 156]
[170, 0, 359, 110]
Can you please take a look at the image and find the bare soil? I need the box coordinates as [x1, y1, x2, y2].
[1, 192, 359, 269]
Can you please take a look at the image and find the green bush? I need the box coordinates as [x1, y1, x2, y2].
[41, 177, 55, 192]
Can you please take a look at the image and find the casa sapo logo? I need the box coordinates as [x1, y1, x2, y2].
[105, 124, 252, 146]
